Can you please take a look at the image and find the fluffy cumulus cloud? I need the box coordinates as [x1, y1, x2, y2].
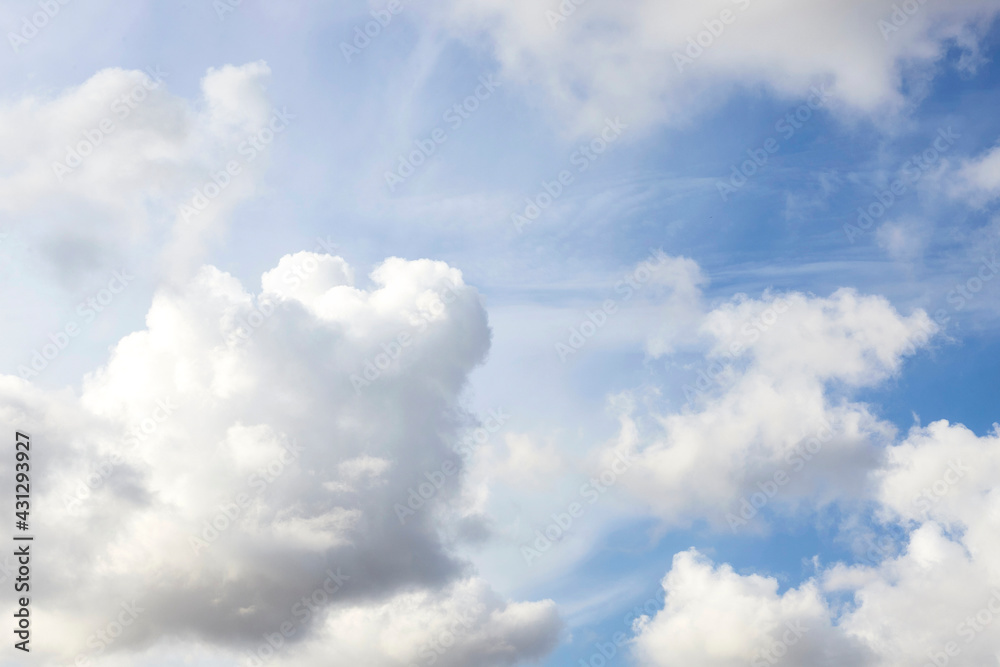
[0, 61, 282, 282]
[632, 550, 874, 667]
[612, 256, 1000, 664]
[829, 420, 1000, 666]
[290, 577, 562, 667]
[602, 281, 937, 529]
[618, 268, 999, 666]
[635, 421, 1000, 667]
[0, 252, 559, 666]
[422, 0, 1000, 134]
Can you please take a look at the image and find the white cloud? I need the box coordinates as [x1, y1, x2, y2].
[818, 422, 1000, 665]
[291, 577, 560, 667]
[0, 251, 559, 666]
[876, 419, 999, 526]
[421, 0, 1000, 135]
[607, 286, 936, 527]
[876, 218, 931, 262]
[953, 142, 1000, 204]
[470, 432, 565, 490]
[0, 62, 280, 283]
[634, 421, 1000, 667]
[632, 549, 874, 667]
[642, 254, 708, 358]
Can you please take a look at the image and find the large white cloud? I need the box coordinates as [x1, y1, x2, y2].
[0, 251, 559, 666]
[606, 252, 1000, 667]
[632, 418, 1000, 667]
[420, 0, 1000, 135]
[603, 285, 937, 528]
[0, 61, 281, 283]
[832, 421, 1000, 667]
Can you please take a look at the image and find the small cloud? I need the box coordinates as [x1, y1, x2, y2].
[951, 142, 1000, 206]
[876, 218, 930, 262]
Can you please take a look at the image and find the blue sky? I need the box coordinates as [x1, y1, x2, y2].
[1, 1, 1000, 666]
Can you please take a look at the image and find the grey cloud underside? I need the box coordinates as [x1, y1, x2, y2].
[0, 254, 559, 664]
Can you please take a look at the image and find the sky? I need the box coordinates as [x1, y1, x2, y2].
[1, 1, 1000, 666]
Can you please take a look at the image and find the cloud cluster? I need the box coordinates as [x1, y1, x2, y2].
[0, 252, 559, 666]
[605, 285, 936, 528]
[632, 550, 873, 666]
[830, 421, 1000, 665]
[422, 0, 1000, 134]
[612, 258, 999, 666]
[634, 421, 1000, 666]
[0, 62, 278, 283]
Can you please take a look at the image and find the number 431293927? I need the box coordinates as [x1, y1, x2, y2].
[15, 432, 30, 529]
